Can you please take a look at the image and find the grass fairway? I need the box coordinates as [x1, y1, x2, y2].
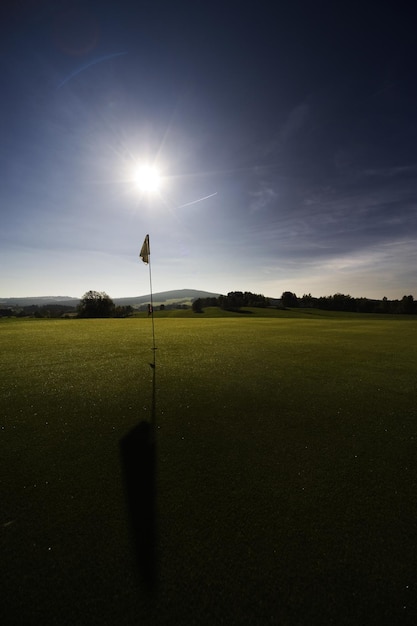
[1, 314, 417, 625]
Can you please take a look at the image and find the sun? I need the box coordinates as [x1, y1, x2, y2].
[134, 164, 162, 194]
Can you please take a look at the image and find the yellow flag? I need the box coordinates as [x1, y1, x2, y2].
[140, 234, 150, 264]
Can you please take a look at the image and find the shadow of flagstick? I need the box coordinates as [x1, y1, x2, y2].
[120, 350, 157, 592]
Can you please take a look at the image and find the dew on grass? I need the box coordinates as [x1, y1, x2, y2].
[3, 520, 15, 528]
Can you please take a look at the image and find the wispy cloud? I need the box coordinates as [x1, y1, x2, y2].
[362, 163, 417, 178]
[249, 182, 279, 212]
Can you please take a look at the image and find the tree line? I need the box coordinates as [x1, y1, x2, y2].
[77, 291, 269, 317]
[281, 291, 417, 314]
[2, 289, 416, 319]
[192, 291, 269, 312]
[0, 304, 77, 318]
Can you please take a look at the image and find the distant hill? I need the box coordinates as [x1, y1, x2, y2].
[113, 289, 220, 307]
[0, 290, 220, 308]
[0, 296, 79, 308]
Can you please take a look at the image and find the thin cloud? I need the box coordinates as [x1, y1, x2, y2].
[249, 183, 279, 212]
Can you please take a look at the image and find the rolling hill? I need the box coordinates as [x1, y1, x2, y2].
[0, 289, 221, 309]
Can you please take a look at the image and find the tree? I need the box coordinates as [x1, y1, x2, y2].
[281, 291, 299, 308]
[113, 305, 133, 318]
[399, 295, 415, 314]
[379, 296, 389, 314]
[332, 293, 355, 312]
[217, 291, 268, 311]
[77, 291, 115, 318]
[192, 298, 203, 313]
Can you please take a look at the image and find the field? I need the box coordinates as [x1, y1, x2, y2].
[1, 312, 417, 625]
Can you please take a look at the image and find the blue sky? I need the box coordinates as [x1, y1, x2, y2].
[1, 0, 416, 299]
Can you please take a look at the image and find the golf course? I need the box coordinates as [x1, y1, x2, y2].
[1, 310, 416, 625]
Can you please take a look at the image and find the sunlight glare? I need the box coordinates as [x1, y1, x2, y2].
[134, 164, 162, 193]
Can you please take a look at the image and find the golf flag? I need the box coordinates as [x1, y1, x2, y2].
[140, 234, 150, 264]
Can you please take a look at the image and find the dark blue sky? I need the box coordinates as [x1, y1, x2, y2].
[1, 0, 416, 298]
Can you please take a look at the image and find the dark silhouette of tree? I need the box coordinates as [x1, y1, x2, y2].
[217, 291, 268, 310]
[300, 293, 317, 308]
[192, 298, 203, 313]
[189, 291, 269, 312]
[113, 305, 133, 318]
[378, 297, 389, 313]
[284, 291, 416, 315]
[399, 295, 415, 314]
[281, 291, 299, 307]
[332, 293, 356, 311]
[77, 291, 115, 318]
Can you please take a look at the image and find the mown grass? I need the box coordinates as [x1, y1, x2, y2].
[134, 305, 404, 318]
[1, 315, 417, 625]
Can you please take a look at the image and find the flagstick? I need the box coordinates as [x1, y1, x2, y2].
[129, 233, 157, 590]
[148, 258, 156, 429]
[140, 233, 157, 430]
[148, 255, 156, 359]
[147, 243, 157, 588]
[147, 243, 157, 433]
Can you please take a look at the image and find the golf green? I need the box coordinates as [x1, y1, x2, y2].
[1, 315, 416, 624]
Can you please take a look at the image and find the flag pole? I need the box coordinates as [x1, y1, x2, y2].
[149, 253, 156, 434]
[148, 252, 156, 359]
[140, 234, 156, 429]
[123, 232, 157, 589]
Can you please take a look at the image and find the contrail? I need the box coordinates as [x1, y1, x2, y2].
[178, 192, 217, 208]
[57, 52, 127, 89]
